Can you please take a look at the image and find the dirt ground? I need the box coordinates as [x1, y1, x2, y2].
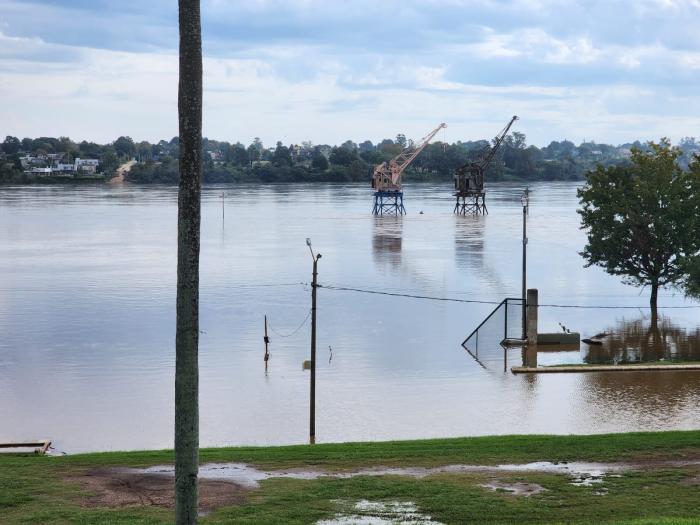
[67, 469, 247, 514]
[108, 159, 136, 183]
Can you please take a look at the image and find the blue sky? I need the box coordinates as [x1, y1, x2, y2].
[1, 0, 699, 146]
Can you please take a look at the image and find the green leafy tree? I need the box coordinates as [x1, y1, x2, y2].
[175, 0, 202, 522]
[113, 136, 136, 158]
[2, 136, 21, 155]
[682, 257, 700, 298]
[246, 144, 260, 163]
[137, 141, 152, 161]
[272, 141, 292, 166]
[329, 146, 357, 166]
[578, 139, 700, 310]
[231, 143, 249, 166]
[311, 152, 329, 171]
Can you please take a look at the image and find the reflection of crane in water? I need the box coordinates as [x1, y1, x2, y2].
[454, 116, 518, 215]
[454, 216, 507, 294]
[371, 217, 437, 288]
[372, 123, 447, 215]
[372, 216, 403, 271]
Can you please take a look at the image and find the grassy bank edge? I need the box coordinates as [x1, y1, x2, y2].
[3, 431, 700, 525]
[6, 430, 697, 470]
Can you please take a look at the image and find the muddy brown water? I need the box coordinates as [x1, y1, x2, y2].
[136, 458, 700, 488]
[1, 182, 699, 452]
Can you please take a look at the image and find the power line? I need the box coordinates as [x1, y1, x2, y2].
[538, 303, 700, 309]
[218, 282, 306, 288]
[0, 282, 307, 293]
[268, 309, 312, 338]
[319, 284, 502, 305]
[318, 283, 700, 309]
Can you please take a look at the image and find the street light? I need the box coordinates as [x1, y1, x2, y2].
[306, 238, 321, 444]
[520, 190, 528, 340]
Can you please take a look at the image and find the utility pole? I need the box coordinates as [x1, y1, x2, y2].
[521, 190, 528, 340]
[306, 238, 321, 445]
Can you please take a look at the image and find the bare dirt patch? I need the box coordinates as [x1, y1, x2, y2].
[67, 468, 247, 514]
[109, 159, 136, 184]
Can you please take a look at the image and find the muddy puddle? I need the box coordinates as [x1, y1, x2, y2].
[317, 500, 444, 525]
[479, 481, 547, 496]
[137, 460, 639, 489]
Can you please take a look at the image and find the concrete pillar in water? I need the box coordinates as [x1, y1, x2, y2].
[526, 288, 538, 345]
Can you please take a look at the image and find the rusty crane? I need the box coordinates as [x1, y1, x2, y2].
[371, 122, 447, 215]
[454, 115, 518, 215]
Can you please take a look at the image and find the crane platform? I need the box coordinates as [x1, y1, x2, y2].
[372, 191, 406, 215]
[454, 191, 487, 215]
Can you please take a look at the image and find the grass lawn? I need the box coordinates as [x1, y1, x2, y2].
[2, 431, 700, 524]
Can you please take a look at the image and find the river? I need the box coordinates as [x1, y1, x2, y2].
[0, 182, 698, 453]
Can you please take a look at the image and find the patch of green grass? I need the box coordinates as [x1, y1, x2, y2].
[57, 429, 700, 470]
[1, 431, 700, 524]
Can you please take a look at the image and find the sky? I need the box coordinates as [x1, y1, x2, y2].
[1, 0, 699, 147]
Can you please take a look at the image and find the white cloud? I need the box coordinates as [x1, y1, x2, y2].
[0, 1, 699, 145]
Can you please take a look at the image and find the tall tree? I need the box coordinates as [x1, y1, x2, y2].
[113, 136, 136, 158]
[578, 140, 700, 310]
[175, 0, 202, 523]
[2, 136, 21, 155]
[272, 141, 292, 166]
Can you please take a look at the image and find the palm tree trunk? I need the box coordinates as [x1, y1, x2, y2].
[175, 1, 202, 523]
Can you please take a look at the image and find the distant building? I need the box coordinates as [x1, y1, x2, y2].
[75, 158, 99, 174]
[20, 156, 45, 168]
[55, 163, 75, 172]
[28, 167, 54, 177]
[207, 151, 222, 161]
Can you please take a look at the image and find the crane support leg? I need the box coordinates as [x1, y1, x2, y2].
[373, 191, 406, 215]
[454, 192, 487, 215]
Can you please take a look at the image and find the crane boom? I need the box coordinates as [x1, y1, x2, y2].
[372, 123, 447, 192]
[454, 115, 518, 196]
[478, 115, 519, 169]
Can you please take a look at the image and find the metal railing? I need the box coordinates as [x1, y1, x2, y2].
[462, 297, 524, 359]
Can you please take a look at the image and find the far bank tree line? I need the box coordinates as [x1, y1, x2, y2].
[3, 132, 700, 184]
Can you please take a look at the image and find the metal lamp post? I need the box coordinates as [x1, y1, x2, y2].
[521, 191, 528, 340]
[306, 238, 321, 445]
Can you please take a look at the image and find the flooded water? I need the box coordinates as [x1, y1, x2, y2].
[137, 459, 633, 488]
[0, 182, 699, 453]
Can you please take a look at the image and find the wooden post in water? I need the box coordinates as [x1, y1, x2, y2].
[306, 239, 321, 445]
[310, 255, 319, 445]
[526, 288, 538, 345]
[263, 315, 270, 372]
